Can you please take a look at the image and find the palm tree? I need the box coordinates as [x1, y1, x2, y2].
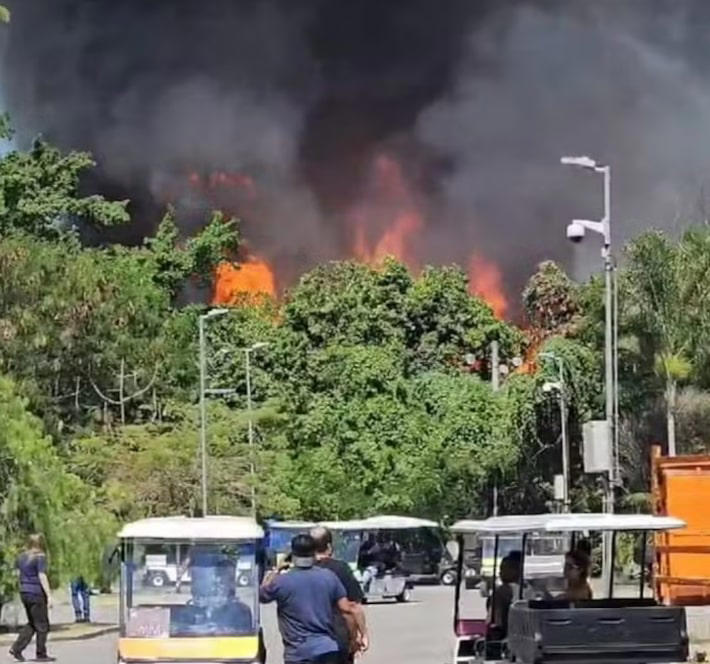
[624, 229, 710, 455]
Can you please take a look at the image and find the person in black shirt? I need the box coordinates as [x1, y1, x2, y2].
[311, 526, 369, 664]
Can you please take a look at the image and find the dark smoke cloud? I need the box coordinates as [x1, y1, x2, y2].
[2, 0, 710, 304]
[416, 1, 710, 284]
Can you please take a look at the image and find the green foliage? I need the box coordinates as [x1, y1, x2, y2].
[621, 228, 710, 451]
[523, 261, 582, 334]
[0, 233, 172, 430]
[280, 371, 509, 519]
[143, 208, 240, 296]
[0, 113, 13, 141]
[0, 137, 129, 238]
[283, 259, 411, 348]
[0, 5, 10, 23]
[624, 229, 710, 383]
[0, 375, 114, 598]
[283, 258, 521, 372]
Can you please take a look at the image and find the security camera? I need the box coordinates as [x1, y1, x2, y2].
[566, 221, 585, 243]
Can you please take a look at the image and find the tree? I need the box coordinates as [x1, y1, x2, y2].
[68, 399, 292, 520]
[283, 258, 522, 374]
[0, 5, 10, 23]
[498, 335, 601, 513]
[0, 234, 172, 430]
[0, 375, 113, 603]
[143, 207, 240, 298]
[0, 136, 129, 238]
[523, 261, 582, 335]
[623, 229, 710, 455]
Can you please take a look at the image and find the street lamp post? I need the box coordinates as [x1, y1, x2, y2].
[244, 342, 270, 517]
[540, 352, 570, 513]
[198, 308, 229, 516]
[561, 154, 615, 589]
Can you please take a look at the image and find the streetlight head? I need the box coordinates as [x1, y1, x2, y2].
[561, 155, 597, 169]
[249, 342, 270, 352]
[204, 308, 229, 319]
[542, 381, 561, 393]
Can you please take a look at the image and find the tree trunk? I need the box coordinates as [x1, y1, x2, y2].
[666, 378, 677, 456]
[119, 359, 126, 425]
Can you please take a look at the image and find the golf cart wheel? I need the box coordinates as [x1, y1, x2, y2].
[396, 587, 411, 603]
[440, 570, 457, 586]
[149, 572, 167, 588]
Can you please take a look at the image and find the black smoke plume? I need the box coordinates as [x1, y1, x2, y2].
[2, 0, 710, 305]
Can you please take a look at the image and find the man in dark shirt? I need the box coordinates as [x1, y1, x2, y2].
[311, 527, 369, 664]
[260, 534, 359, 664]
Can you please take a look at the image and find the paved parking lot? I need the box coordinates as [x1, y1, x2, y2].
[0, 585, 482, 664]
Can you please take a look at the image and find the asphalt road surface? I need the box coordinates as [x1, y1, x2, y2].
[0, 586, 486, 664]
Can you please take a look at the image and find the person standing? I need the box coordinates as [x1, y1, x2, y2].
[562, 549, 593, 601]
[310, 526, 369, 663]
[260, 534, 360, 664]
[10, 534, 54, 662]
[70, 575, 91, 623]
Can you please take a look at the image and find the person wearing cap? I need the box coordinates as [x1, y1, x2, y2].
[310, 526, 369, 663]
[260, 534, 360, 664]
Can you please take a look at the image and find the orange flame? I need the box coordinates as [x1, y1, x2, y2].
[351, 154, 422, 266]
[516, 339, 541, 374]
[213, 256, 276, 303]
[468, 253, 508, 320]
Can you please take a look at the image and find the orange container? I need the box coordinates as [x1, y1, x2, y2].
[652, 445, 710, 605]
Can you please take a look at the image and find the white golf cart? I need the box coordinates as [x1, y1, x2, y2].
[117, 516, 265, 664]
[450, 513, 689, 664]
[325, 515, 441, 603]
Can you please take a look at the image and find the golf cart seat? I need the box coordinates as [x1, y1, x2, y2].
[453, 621, 499, 664]
[455, 618, 486, 637]
[507, 600, 688, 664]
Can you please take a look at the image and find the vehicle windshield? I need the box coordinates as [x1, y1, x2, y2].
[333, 531, 363, 565]
[120, 540, 257, 638]
[480, 534, 568, 579]
[267, 528, 309, 554]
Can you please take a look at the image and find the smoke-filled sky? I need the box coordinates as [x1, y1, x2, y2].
[3, 0, 710, 304]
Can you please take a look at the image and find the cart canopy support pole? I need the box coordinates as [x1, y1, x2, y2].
[608, 530, 617, 598]
[453, 534, 464, 631]
[639, 530, 647, 600]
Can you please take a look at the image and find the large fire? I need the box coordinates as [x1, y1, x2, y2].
[213, 256, 276, 304]
[192, 156, 510, 318]
[351, 154, 422, 268]
[468, 253, 508, 319]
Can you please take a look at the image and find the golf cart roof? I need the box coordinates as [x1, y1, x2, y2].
[319, 519, 371, 531]
[318, 515, 439, 531]
[451, 513, 685, 535]
[548, 513, 686, 532]
[265, 520, 317, 530]
[361, 515, 439, 529]
[118, 516, 264, 540]
[452, 515, 550, 534]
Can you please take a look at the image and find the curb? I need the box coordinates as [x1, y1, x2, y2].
[0, 624, 118, 644]
[53, 625, 119, 642]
